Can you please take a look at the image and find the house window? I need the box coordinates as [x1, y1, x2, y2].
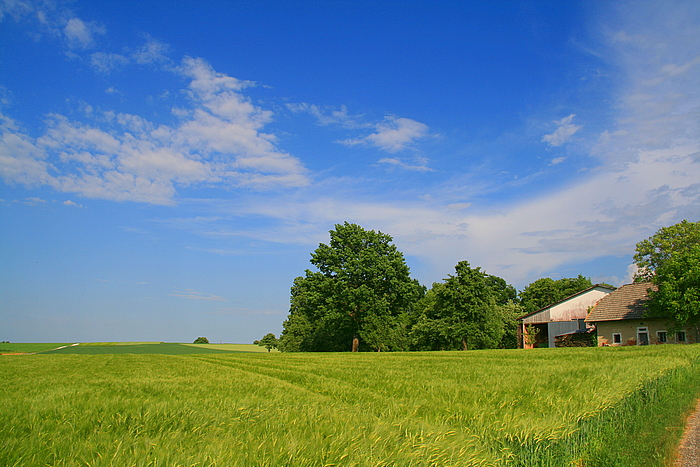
[657, 331, 667, 343]
[677, 331, 686, 343]
[612, 333, 622, 345]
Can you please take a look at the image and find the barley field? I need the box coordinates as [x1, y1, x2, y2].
[2, 345, 700, 466]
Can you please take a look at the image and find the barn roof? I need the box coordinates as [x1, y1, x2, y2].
[517, 284, 616, 322]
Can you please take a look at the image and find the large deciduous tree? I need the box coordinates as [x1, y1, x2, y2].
[635, 220, 700, 326]
[410, 261, 506, 351]
[278, 222, 424, 352]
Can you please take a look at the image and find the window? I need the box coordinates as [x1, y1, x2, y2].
[657, 331, 667, 343]
[612, 333, 622, 345]
[677, 331, 686, 343]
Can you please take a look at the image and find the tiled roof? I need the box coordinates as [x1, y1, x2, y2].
[585, 282, 657, 322]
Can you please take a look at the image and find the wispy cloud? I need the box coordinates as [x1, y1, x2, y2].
[542, 114, 582, 147]
[0, 0, 105, 53]
[169, 289, 227, 301]
[286, 103, 367, 129]
[338, 115, 429, 153]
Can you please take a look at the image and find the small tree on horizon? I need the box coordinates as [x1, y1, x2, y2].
[193, 337, 209, 344]
[256, 333, 279, 352]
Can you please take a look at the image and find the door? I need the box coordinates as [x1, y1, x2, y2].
[638, 329, 649, 345]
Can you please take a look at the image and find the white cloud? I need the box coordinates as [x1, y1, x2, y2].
[550, 156, 566, 165]
[0, 57, 310, 204]
[63, 17, 103, 50]
[338, 115, 429, 153]
[542, 114, 582, 147]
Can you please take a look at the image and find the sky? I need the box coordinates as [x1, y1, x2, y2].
[1, 0, 699, 344]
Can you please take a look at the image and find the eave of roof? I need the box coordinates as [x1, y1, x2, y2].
[516, 284, 617, 322]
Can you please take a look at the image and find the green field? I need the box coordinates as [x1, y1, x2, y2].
[0, 343, 72, 353]
[2, 346, 700, 466]
[0, 342, 273, 355]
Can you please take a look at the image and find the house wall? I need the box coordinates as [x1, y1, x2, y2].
[522, 287, 612, 325]
[595, 319, 698, 346]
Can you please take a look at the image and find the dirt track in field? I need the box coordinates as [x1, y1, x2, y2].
[676, 399, 700, 466]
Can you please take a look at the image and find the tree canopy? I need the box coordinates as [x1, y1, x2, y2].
[634, 219, 700, 281]
[410, 261, 516, 351]
[255, 333, 279, 352]
[518, 275, 593, 315]
[636, 220, 700, 326]
[279, 222, 424, 352]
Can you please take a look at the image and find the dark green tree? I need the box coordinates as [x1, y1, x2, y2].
[255, 333, 279, 352]
[193, 337, 209, 344]
[634, 219, 700, 281]
[635, 220, 700, 326]
[279, 222, 424, 352]
[519, 275, 593, 315]
[410, 261, 504, 351]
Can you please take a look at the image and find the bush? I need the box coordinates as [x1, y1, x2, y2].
[193, 337, 209, 344]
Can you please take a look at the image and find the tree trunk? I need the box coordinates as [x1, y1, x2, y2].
[462, 337, 468, 351]
[352, 336, 359, 352]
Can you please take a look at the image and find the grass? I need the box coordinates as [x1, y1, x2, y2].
[43, 343, 240, 355]
[0, 343, 70, 353]
[185, 343, 278, 353]
[1, 345, 700, 466]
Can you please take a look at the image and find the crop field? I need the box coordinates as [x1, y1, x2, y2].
[0, 342, 273, 355]
[2, 346, 700, 466]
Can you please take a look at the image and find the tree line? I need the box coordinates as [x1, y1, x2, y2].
[274, 222, 600, 352]
[262, 219, 698, 352]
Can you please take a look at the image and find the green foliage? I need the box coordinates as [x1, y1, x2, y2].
[519, 274, 593, 314]
[634, 219, 700, 282]
[279, 222, 424, 351]
[496, 300, 524, 349]
[2, 347, 700, 466]
[193, 336, 209, 344]
[410, 261, 506, 350]
[255, 333, 279, 352]
[636, 220, 700, 326]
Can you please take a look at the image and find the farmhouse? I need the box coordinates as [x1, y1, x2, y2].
[585, 282, 699, 346]
[518, 284, 615, 348]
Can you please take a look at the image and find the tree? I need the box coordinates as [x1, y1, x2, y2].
[496, 301, 524, 349]
[410, 261, 505, 351]
[634, 220, 700, 326]
[519, 275, 593, 315]
[279, 222, 424, 352]
[633, 220, 700, 281]
[255, 333, 279, 352]
[193, 337, 209, 344]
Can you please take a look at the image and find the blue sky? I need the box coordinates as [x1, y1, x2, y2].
[1, 0, 699, 344]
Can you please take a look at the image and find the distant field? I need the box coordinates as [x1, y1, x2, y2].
[185, 343, 278, 353]
[2, 346, 700, 466]
[43, 343, 241, 355]
[0, 343, 70, 353]
[0, 342, 271, 355]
